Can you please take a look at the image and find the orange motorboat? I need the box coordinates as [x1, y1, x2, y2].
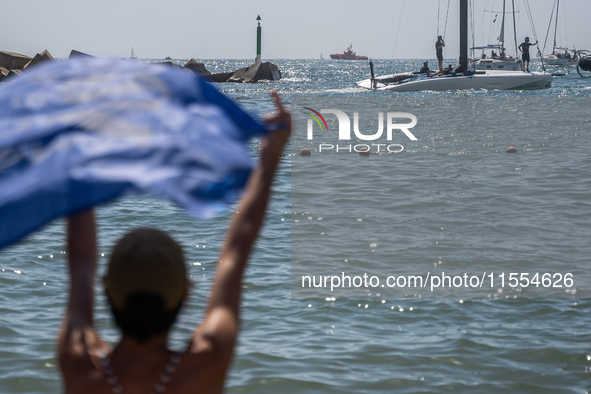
[330, 43, 368, 60]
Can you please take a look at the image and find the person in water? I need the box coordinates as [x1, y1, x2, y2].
[518, 36, 538, 72]
[58, 91, 291, 394]
[419, 61, 431, 73]
[436, 35, 445, 70]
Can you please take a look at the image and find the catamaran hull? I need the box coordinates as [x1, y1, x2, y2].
[356, 71, 552, 91]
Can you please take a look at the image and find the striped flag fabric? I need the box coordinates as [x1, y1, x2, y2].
[0, 57, 266, 249]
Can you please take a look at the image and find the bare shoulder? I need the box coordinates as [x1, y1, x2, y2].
[183, 330, 232, 371]
[169, 336, 230, 394]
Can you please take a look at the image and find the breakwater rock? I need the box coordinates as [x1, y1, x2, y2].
[0, 49, 55, 81]
[205, 62, 281, 83]
[183, 59, 210, 75]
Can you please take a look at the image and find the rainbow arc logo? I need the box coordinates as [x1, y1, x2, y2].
[304, 107, 328, 131]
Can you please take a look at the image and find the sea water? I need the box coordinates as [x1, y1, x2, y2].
[0, 59, 590, 393]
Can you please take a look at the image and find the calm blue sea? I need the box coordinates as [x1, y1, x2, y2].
[1, 58, 590, 393]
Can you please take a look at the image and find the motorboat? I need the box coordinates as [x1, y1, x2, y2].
[330, 44, 368, 60]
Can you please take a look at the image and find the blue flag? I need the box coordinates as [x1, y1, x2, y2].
[0, 57, 266, 249]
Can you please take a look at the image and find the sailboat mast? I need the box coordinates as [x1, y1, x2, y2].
[500, 0, 506, 51]
[460, 0, 468, 72]
[512, 0, 518, 57]
[553, 0, 560, 54]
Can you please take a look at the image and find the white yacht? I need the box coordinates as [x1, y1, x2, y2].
[472, 1, 522, 71]
[541, 0, 588, 66]
[544, 49, 586, 66]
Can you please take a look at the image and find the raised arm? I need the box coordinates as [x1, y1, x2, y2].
[195, 92, 290, 355]
[58, 209, 101, 364]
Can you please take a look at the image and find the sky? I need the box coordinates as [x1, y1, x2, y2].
[3, 0, 590, 60]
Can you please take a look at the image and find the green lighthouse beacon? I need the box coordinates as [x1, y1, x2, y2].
[256, 15, 262, 64]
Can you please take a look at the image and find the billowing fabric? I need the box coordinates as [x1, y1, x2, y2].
[0, 57, 266, 249]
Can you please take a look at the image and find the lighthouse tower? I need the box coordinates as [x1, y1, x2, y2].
[255, 15, 262, 64]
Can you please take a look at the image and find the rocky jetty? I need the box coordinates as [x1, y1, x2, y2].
[68, 50, 94, 59]
[205, 72, 235, 83]
[0, 51, 32, 70]
[25, 50, 55, 70]
[183, 58, 210, 75]
[0, 49, 280, 85]
[206, 61, 281, 83]
[227, 62, 281, 83]
[0, 49, 55, 82]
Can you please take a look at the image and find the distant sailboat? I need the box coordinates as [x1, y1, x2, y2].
[130, 47, 137, 59]
[542, 0, 587, 66]
[320, 52, 325, 60]
[472, 0, 522, 71]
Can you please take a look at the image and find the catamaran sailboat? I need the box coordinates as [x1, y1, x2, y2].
[356, 69, 551, 91]
[357, 0, 551, 91]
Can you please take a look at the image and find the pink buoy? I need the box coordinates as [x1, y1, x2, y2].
[359, 147, 370, 157]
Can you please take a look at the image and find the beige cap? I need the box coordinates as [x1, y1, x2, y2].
[104, 228, 187, 311]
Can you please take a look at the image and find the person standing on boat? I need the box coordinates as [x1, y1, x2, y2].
[518, 37, 538, 72]
[436, 36, 445, 70]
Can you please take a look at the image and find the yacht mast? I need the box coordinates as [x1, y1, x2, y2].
[512, 0, 518, 56]
[500, 0, 506, 51]
[553, 0, 560, 54]
[460, 0, 468, 71]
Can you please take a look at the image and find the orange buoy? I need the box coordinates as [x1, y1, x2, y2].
[300, 148, 311, 156]
[359, 147, 370, 157]
[506, 147, 517, 153]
